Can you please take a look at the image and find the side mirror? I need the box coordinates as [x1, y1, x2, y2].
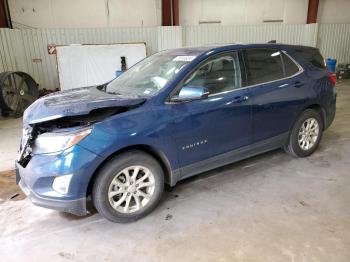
[170, 86, 209, 102]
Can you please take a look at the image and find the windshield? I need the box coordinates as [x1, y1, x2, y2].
[106, 53, 196, 97]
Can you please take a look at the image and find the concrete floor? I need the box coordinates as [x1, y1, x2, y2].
[0, 80, 350, 262]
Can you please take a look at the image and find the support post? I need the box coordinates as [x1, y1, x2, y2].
[307, 0, 319, 24]
[162, 0, 179, 26]
[0, 0, 11, 28]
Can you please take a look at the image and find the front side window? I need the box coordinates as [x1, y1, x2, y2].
[106, 52, 196, 97]
[245, 49, 284, 85]
[182, 52, 241, 95]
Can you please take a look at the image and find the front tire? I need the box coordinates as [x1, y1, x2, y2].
[92, 150, 164, 223]
[285, 109, 323, 157]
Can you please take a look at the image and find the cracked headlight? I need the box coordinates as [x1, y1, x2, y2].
[33, 128, 92, 154]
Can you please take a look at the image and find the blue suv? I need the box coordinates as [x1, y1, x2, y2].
[16, 44, 336, 222]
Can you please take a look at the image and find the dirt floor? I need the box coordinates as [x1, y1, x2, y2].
[0, 80, 349, 262]
[0, 170, 24, 202]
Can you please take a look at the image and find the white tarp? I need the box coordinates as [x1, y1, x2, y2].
[56, 43, 146, 90]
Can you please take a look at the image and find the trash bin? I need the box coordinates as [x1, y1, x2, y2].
[326, 58, 337, 73]
[115, 70, 123, 78]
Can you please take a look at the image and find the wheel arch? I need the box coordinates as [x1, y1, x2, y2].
[284, 103, 325, 157]
[286, 103, 326, 147]
[304, 104, 326, 129]
[86, 144, 175, 198]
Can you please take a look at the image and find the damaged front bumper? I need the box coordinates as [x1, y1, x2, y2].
[17, 173, 87, 215]
[16, 144, 104, 216]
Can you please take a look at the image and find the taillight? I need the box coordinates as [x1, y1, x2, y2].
[329, 73, 336, 86]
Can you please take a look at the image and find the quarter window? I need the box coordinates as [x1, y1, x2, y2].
[183, 52, 241, 95]
[293, 47, 326, 69]
[244, 49, 284, 85]
[310, 52, 326, 69]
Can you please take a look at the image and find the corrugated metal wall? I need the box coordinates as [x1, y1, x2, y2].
[0, 29, 19, 72]
[157, 26, 182, 51]
[183, 24, 318, 47]
[0, 24, 349, 90]
[317, 24, 350, 64]
[0, 27, 158, 90]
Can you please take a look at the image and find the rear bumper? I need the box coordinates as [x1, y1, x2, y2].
[17, 167, 87, 216]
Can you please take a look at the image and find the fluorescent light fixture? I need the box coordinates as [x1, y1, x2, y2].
[271, 51, 281, 57]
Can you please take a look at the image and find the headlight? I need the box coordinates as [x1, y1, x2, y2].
[33, 128, 92, 154]
[52, 174, 73, 195]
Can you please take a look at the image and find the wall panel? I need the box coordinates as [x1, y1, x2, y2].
[317, 24, 350, 63]
[0, 24, 349, 91]
[0, 27, 158, 90]
[183, 24, 318, 47]
[157, 26, 182, 51]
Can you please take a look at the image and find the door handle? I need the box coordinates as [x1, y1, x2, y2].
[231, 95, 249, 103]
[294, 81, 304, 88]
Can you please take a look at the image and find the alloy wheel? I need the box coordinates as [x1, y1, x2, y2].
[108, 166, 155, 213]
[298, 117, 320, 151]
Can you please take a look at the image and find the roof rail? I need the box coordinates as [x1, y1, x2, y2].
[268, 40, 277, 43]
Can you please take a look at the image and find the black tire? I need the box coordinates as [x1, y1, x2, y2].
[92, 150, 164, 223]
[285, 109, 323, 157]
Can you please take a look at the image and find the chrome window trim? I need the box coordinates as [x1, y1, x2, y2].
[166, 50, 240, 104]
[208, 50, 304, 98]
[167, 49, 304, 102]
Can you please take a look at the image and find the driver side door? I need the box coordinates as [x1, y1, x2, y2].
[168, 51, 252, 178]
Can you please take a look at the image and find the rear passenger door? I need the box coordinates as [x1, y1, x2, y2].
[243, 48, 304, 143]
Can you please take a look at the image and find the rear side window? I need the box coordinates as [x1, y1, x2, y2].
[282, 53, 299, 77]
[244, 49, 284, 85]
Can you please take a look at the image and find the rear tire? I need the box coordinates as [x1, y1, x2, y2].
[285, 109, 323, 157]
[92, 150, 164, 223]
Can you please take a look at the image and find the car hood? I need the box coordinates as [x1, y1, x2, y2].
[24, 86, 146, 125]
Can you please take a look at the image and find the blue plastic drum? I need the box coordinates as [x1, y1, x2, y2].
[326, 58, 337, 72]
